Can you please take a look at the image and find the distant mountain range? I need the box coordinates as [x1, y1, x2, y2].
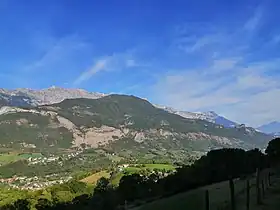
[155, 105, 237, 128]
[0, 87, 263, 130]
[0, 87, 275, 133]
[257, 121, 280, 136]
[0, 86, 274, 157]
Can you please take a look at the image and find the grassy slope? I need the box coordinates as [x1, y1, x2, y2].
[134, 177, 256, 210]
[81, 164, 175, 186]
[124, 164, 175, 173]
[0, 94, 271, 154]
[80, 171, 110, 185]
[51, 95, 270, 149]
[0, 153, 43, 165]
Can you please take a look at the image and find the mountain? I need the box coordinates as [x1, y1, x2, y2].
[155, 105, 237, 128]
[0, 94, 272, 162]
[0, 87, 106, 106]
[0, 87, 241, 129]
[257, 121, 280, 135]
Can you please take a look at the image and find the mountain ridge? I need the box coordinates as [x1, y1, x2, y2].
[0, 93, 272, 160]
[0, 87, 106, 106]
[0, 87, 240, 128]
[154, 105, 238, 128]
[257, 121, 280, 135]
[0, 86, 268, 153]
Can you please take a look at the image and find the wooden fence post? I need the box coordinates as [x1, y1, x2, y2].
[229, 178, 236, 210]
[205, 189, 210, 210]
[124, 200, 128, 210]
[268, 172, 271, 186]
[256, 168, 261, 205]
[265, 172, 269, 189]
[261, 179, 265, 198]
[246, 179, 250, 210]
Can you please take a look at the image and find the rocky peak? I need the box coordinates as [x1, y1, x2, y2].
[0, 87, 107, 106]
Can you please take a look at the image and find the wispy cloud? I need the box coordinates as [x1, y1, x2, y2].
[272, 34, 280, 44]
[153, 58, 280, 127]
[23, 35, 87, 72]
[176, 34, 222, 53]
[73, 58, 108, 85]
[244, 6, 263, 31]
[151, 5, 280, 127]
[73, 52, 138, 85]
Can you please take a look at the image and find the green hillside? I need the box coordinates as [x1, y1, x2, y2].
[0, 94, 271, 156]
[48, 94, 270, 147]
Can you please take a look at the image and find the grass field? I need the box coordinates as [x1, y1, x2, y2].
[124, 164, 175, 174]
[81, 164, 176, 187]
[144, 164, 175, 170]
[111, 173, 125, 186]
[134, 177, 256, 210]
[81, 171, 111, 185]
[0, 153, 43, 165]
[0, 153, 22, 165]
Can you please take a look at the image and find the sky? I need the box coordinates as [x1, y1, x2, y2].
[0, 0, 280, 127]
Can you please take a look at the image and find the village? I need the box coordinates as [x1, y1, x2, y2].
[27, 151, 82, 165]
[0, 174, 73, 190]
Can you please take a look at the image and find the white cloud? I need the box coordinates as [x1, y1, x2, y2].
[73, 52, 138, 85]
[73, 59, 108, 85]
[126, 59, 137, 67]
[177, 34, 222, 53]
[151, 5, 280, 127]
[244, 6, 263, 31]
[211, 58, 242, 73]
[153, 58, 280, 127]
[272, 35, 280, 44]
[23, 35, 87, 72]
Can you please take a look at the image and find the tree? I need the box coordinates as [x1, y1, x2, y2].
[118, 174, 145, 201]
[35, 198, 53, 210]
[12, 199, 30, 210]
[94, 177, 110, 194]
[68, 180, 88, 194]
[52, 191, 74, 203]
[265, 138, 280, 163]
[80, 143, 87, 150]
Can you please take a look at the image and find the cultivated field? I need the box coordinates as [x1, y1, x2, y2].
[81, 171, 110, 185]
[0, 153, 43, 165]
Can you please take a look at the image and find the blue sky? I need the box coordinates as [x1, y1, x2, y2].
[1, 0, 280, 126]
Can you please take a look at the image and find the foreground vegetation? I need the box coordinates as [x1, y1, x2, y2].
[1, 137, 280, 209]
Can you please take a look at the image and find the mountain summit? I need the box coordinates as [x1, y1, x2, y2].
[0, 87, 106, 106]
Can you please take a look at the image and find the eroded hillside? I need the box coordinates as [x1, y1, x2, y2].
[0, 95, 272, 160]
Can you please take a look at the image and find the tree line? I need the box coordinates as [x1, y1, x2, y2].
[2, 138, 280, 210]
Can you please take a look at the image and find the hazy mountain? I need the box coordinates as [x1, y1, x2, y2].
[257, 121, 280, 135]
[155, 105, 237, 128]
